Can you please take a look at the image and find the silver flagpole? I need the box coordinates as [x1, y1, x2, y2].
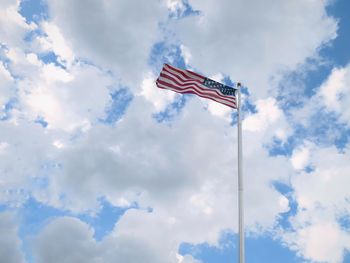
[237, 83, 244, 263]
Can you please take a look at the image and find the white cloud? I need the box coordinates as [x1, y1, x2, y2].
[0, 0, 345, 262]
[0, 61, 15, 114]
[285, 221, 350, 263]
[46, 0, 167, 85]
[0, 0, 17, 9]
[140, 73, 176, 111]
[37, 22, 75, 67]
[243, 97, 283, 132]
[33, 215, 200, 263]
[290, 143, 311, 170]
[206, 100, 232, 119]
[0, 73, 294, 261]
[33, 217, 101, 263]
[318, 64, 350, 126]
[171, 0, 337, 98]
[34, 95, 293, 246]
[180, 44, 192, 65]
[319, 67, 347, 111]
[275, 64, 350, 262]
[0, 0, 36, 48]
[167, 0, 186, 13]
[282, 144, 350, 262]
[287, 64, 350, 150]
[293, 146, 350, 211]
[177, 254, 201, 263]
[0, 212, 25, 263]
[19, 61, 112, 131]
[0, 120, 57, 205]
[3, 47, 113, 131]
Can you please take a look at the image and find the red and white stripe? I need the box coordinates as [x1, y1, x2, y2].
[156, 64, 237, 109]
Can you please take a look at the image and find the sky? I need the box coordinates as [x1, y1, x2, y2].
[0, 0, 350, 262]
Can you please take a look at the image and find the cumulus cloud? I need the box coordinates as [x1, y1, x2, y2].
[31, 94, 293, 252]
[285, 221, 350, 263]
[0, 23, 300, 263]
[46, 0, 167, 85]
[3, 47, 114, 131]
[318, 64, 350, 126]
[35, 21, 75, 67]
[243, 97, 283, 132]
[293, 145, 350, 214]
[171, 0, 337, 98]
[140, 72, 176, 111]
[290, 143, 311, 171]
[0, 61, 15, 116]
[0, 212, 25, 263]
[21, 62, 112, 131]
[33, 215, 200, 263]
[0, 120, 58, 205]
[33, 217, 101, 263]
[167, 0, 186, 14]
[280, 143, 350, 262]
[0, 0, 36, 48]
[0, 0, 345, 262]
[0, 86, 292, 262]
[271, 62, 350, 262]
[241, 98, 292, 229]
[258, 60, 350, 262]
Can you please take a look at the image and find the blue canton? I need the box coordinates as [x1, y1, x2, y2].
[203, 78, 236, 96]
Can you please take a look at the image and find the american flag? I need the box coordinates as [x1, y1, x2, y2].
[156, 64, 237, 109]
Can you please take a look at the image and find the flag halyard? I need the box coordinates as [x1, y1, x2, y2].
[156, 64, 237, 109]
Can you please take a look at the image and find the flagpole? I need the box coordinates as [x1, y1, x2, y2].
[237, 83, 244, 263]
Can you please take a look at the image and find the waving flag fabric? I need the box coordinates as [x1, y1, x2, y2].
[156, 64, 237, 109]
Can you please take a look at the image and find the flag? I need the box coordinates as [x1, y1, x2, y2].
[156, 63, 237, 109]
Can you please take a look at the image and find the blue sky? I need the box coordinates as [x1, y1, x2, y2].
[1, 0, 350, 262]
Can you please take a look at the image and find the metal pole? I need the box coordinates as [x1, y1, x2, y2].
[237, 83, 244, 263]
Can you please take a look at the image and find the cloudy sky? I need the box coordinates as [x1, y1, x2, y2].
[0, 0, 350, 262]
